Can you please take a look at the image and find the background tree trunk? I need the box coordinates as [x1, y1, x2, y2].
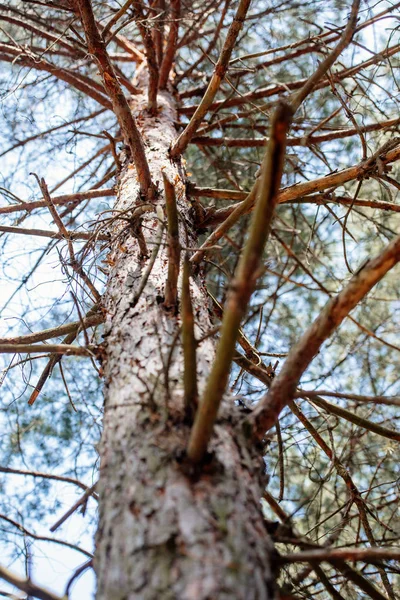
[95, 87, 276, 599]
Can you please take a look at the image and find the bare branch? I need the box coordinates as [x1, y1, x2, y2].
[73, 0, 154, 196]
[0, 225, 108, 241]
[0, 313, 103, 345]
[187, 101, 293, 463]
[280, 547, 400, 565]
[163, 172, 181, 309]
[0, 563, 67, 600]
[159, 0, 180, 89]
[170, 0, 251, 157]
[248, 233, 400, 439]
[0, 188, 115, 216]
[289, 0, 360, 112]
[0, 514, 93, 559]
[0, 344, 95, 355]
[181, 256, 198, 422]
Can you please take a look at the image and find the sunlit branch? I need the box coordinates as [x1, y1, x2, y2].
[296, 389, 400, 407]
[280, 547, 400, 564]
[0, 344, 95, 355]
[202, 143, 400, 228]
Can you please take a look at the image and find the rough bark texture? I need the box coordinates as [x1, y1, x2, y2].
[95, 88, 276, 599]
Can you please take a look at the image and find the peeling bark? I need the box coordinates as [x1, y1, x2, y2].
[95, 88, 276, 599]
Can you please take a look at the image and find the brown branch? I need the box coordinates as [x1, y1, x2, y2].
[163, 172, 181, 309]
[179, 42, 400, 116]
[170, 0, 251, 157]
[289, 0, 360, 112]
[307, 395, 400, 441]
[201, 143, 400, 229]
[292, 194, 400, 214]
[0, 466, 98, 496]
[0, 344, 95, 355]
[133, 1, 159, 113]
[0, 108, 106, 159]
[0, 314, 103, 345]
[0, 45, 112, 109]
[0, 514, 92, 558]
[181, 256, 198, 423]
[102, 0, 136, 39]
[191, 115, 400, 148]
[0, 225, 108, 241]
[50, 483, 97, 532]
[242, 363, 394, 599]
[247, 233, 400, 440]
[295, 389, 400, 407]
[280, 547, 400, 565]
[22, 305, 100, 407]
[74, 0, 154, 196]
[158, 0, 180, 89]
[0, 564, 66, 600]
[34, 176, 101, 302]
[177, 0, 229, 84]
[0, 188, 115, 216]
[187, 101, 293, 463]
[111, 32, 145, 63]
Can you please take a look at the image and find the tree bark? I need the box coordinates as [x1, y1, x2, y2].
[95, 87, 276, 599]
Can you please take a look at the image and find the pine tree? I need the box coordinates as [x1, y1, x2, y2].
[0, 1, 399, 598]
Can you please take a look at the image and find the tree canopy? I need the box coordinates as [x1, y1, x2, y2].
[0, 1, 399, 598]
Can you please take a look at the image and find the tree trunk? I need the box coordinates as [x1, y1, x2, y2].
[95, 87, 276, 600]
